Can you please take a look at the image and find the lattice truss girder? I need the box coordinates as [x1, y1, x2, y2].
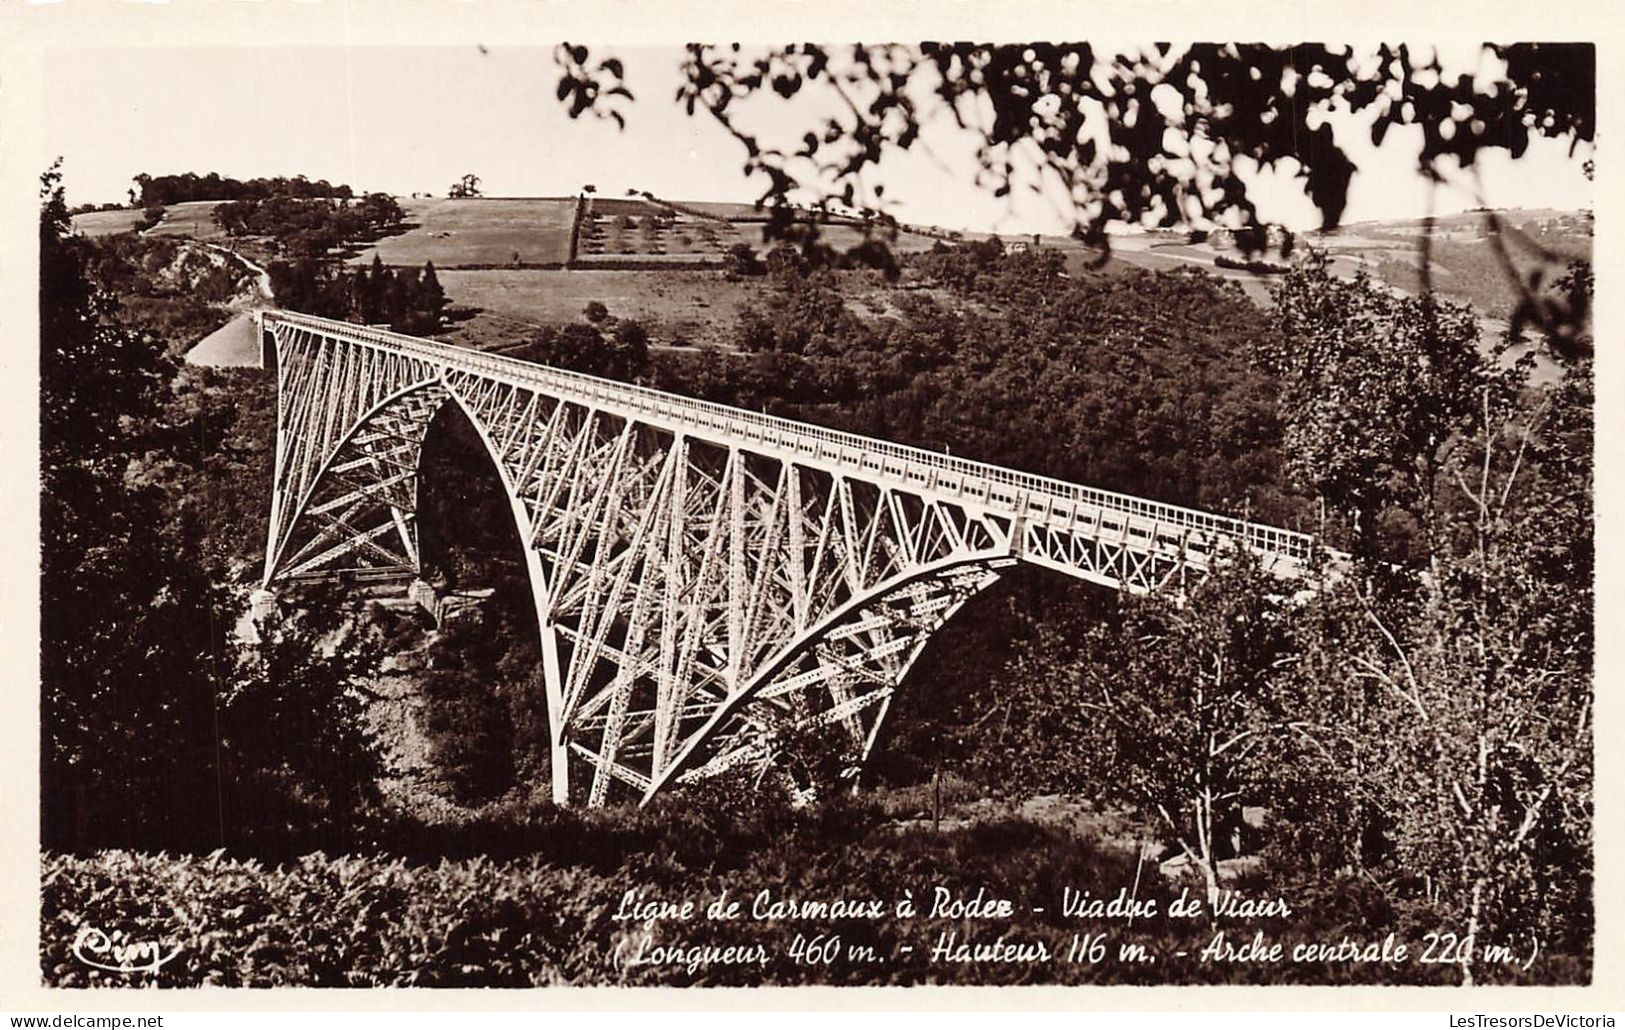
[264, 326, 445, 584]
[439, 369, 1019, 805]
[1018, 518, 1197, 597]
[260, 316, 1315, 807]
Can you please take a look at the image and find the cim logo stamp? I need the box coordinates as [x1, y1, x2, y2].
[71, 925, 181, 975]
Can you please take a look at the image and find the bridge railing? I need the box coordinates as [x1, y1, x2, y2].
[263, 310, 1320, 570]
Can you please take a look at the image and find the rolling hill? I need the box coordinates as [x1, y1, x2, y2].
[68, 190, 1590, 365]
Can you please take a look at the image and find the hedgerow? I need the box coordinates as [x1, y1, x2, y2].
[1214, 254, 1291, 274]
[42, 849, 613, 987]
[43, 807, 1498, 988]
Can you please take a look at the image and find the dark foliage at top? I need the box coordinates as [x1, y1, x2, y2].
[568, 42, 1589, 240]
[557, 42, 1594, 350]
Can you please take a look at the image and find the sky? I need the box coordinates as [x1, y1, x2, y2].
[43, 44, 1593, 236]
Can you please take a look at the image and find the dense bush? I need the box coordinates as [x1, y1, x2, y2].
[506, 320, 650, 382]
[417, 614, 524, 806]
[413, 402, 551, 803]
[212, 193, 402, 257]
[570, 255, 723, 270]
[43, 801, 1506, 987]
[78, 234, 250, 351]
[42, 849, 614, 987]
[269, 255, 445, 334]
[664, 248, 1304, 527]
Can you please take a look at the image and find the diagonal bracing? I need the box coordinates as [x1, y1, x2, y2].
[257, 311, 1328, 807]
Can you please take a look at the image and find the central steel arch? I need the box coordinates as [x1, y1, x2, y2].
[257, 310, 1323, 807]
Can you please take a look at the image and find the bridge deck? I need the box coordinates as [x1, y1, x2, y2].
[261, 310, 1318, 577]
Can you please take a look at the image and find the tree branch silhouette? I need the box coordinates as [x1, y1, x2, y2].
[553, 41, 1593, 343]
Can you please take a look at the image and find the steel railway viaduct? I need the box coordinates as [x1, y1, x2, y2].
[256, 310, 1325, 808]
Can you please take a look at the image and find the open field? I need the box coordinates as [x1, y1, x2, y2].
[436, 266, 919, 352]
[74, 189, 1590, 332]
[578, 196, 742, 263]
[814, 222, 944, 253]
[349, 197, 578, 267]
[1065, 243, 1280, 305]
[578, 195, 947, 265]
[71, 200, 229, 240]
[69, 207, 145, 236]
[437, 268, 758, 349]
[147, 200, 230, 240]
